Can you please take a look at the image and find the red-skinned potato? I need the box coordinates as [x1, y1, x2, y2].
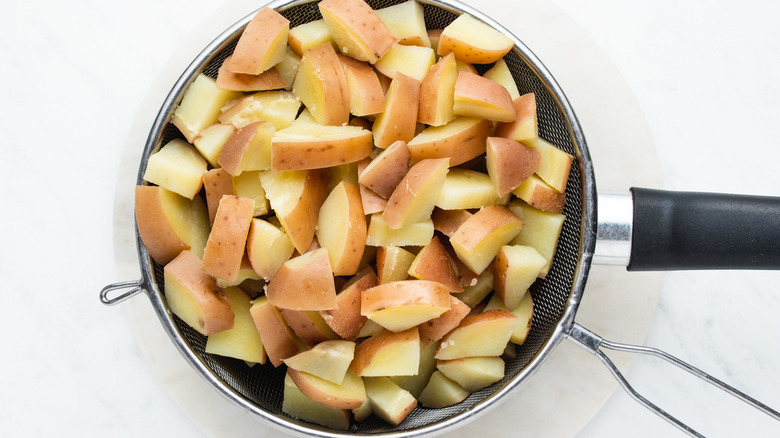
[265, 247, 338, 311]
[357, 140, 410, 199]
[437, 13, 513, 64]
[250, 295, 303, 367]
[288, 368, 367, 409]
[372, 73, 420, 149]
[202, 168, 235, 225]
[260, 169, 330, 254]
[382, 158, 450, 230]
[407, 236, 462, 292]
[316, 181, 367, 276]
[318, 0, 399, 64]
[351, 328, 421, 377]
[282, 371, 352, 430]
[201, 195, 255, 283]
[320, 267, 376, 341]
[293, 42, 350, 126]
[339, 55, 386, 116]
[407, 117, 491, 166]
[135, 185, 210, 265]
[418, 294, 471, 346]
[271, 123, 373, 171]
[164, 250, 234, 336]
[512, 174, 566, 214]
[494, 92, 538, 143]
[288, 19, 336, 57]
[449, 205, 524, 274]
[218, 121, 275, 176]
[434, 309, 518, 360]
[143, 139, 208, 200]
[278, 308, 339, 345]
[374, 0, 430, 47]
[418, 52, 458, 126]
[216, 56, 287, 92]
[227, 7, 290, 75]
[453, 71, 516, 123]
[361, 280, 451, 332]
[485, 136, 541, 197]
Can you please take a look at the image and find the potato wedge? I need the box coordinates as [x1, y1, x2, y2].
[483, 58, 520, 100]
[201, 195, 255, 283]
[366, 214, 434, 247]
[135, 185, 210, 265]
[316, 181, 367, 276]
[339, 55, 386, 116]
[266, 247, 337, 311]
[216, 56, 287, 92]
[418, 52, 458, 126]
[227, 7, 289, 75]
[436, 356, 504, 392]
[361, 280, 451, 332]
[508, 200, 566, 278]
[494, 92, 538, 143]
[205, 286, 266, 364]
[218, 121, 275, 176]
[382, 158, 449, 229]
[407, 236, 462, 292]
[143, 139, 207, 200]
[434, 309, 518, 360]
[320, 267, 376, 340]
[164, 250, 234, 336]
[493, 244, 546, 309]
[453, 71, 516, 123]
[193, 123, 235, 167]
[437, 13, 513, 64]
[407, 117, 491, 166]
[172, 74, 242, 142]
[293, 42, 350, 126]
[375, 0, 430, 47]
[512, 174, 566, 214]
[278, 308, 339, 345]
[374, 44, 435, 82]
[449, 205, 524, 274]
[435, 168, 501, 210]
[250, 295, 302, 367]
[372, 73, 421, 149]
[375, 245, 415, 284]
[357, 140, 410, 199]
[352, 328, 420, 377]
[282, 371, 352, 430]
[271, 122, 373, 171]
[260, 169, 330, 254]
[218, 90, 301, 131]
[319, 0, 399, 63]
[524, 137, 574, 193]
[288, 19, 336, 57]
[417, 370, 469, 408]
[284, 340, 356, 384]
[389, 341, 438, 398]
[485, 136, 541, 197]
[232, 171, 270, 217]
[289, 368, 367, 410]
[363, 377, 417, 426]
[418, 294, 471, 346]
[246, 218, 294, 280]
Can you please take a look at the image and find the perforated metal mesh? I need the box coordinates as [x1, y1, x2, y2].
[145, 0, 589, 435]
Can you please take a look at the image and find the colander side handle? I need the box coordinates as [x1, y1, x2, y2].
[100, 280, 146, 305]
[567, 323, 780, 437]
[627, 188, 780, 270]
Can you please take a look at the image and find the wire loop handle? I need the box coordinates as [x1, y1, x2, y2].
[568, 323, 780, 437]
[100, 280, 145, 305]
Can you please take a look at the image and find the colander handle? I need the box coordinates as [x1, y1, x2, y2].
[100, 279, 146, 305]
[568, 323, 780, 437]
[594, 188, 780, 270]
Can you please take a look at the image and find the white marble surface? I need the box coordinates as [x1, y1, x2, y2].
[1, 1, 779, 437]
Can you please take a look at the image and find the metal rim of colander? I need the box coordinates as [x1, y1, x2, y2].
[133, 0, 597, 436]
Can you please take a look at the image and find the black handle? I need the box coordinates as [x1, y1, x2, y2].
[627, 188, 780, 271]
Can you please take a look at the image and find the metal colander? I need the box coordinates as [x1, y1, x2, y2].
[99, 0, 780, 436]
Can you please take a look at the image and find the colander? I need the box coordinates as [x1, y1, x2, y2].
[99, 0, 780, 437]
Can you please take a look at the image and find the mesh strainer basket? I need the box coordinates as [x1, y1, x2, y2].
[100, 0, 780, 437]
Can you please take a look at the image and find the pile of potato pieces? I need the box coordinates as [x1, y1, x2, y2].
[135, 0, 575, 430]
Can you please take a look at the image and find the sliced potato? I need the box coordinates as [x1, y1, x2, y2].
[437, 13, 513, 64]
[418, 52, 458, 126]
[372, 73, 421, 149]
[363, 377, 417, 426]
[320, 267, 376, 340]
[366, 214, 434, 247]
[361, 280, 451, 332]
[164, 250, 234, 336]
[265, 248, 337, 311]
[284, 340, 356, 384]
[453, 71, 516, 123]
[271, 122, 373, 171]
[227, 7, 289, 75]
[352, 328, 420, 377]
[407, 117, 490, 166]
[218, 90, 301, 131]
[316, 181, 367, 276]
[201, 195, 255, 283]
[382, 158, 449, 229]
[282, 371, 352, 430]
[374, 44, 435, 82]
[292, 42, 350, 126]
[512, 174, 566, 214]
[172, 73, 242, 142]
[288, 19, 336, 57]
[143, 139, 207, 200]
[319, 0, 399, 63]
[434, 309, 518, 360]
[375, 0, 430, 47]
[205, 286, 266, 364]
[289, 368, 367, 409]
[417, 370, 469, 408]
[449, 205, 524, 274]
[436, 356, 505, 392]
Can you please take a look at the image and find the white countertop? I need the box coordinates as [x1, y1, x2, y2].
[2, 0, 779, 437]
